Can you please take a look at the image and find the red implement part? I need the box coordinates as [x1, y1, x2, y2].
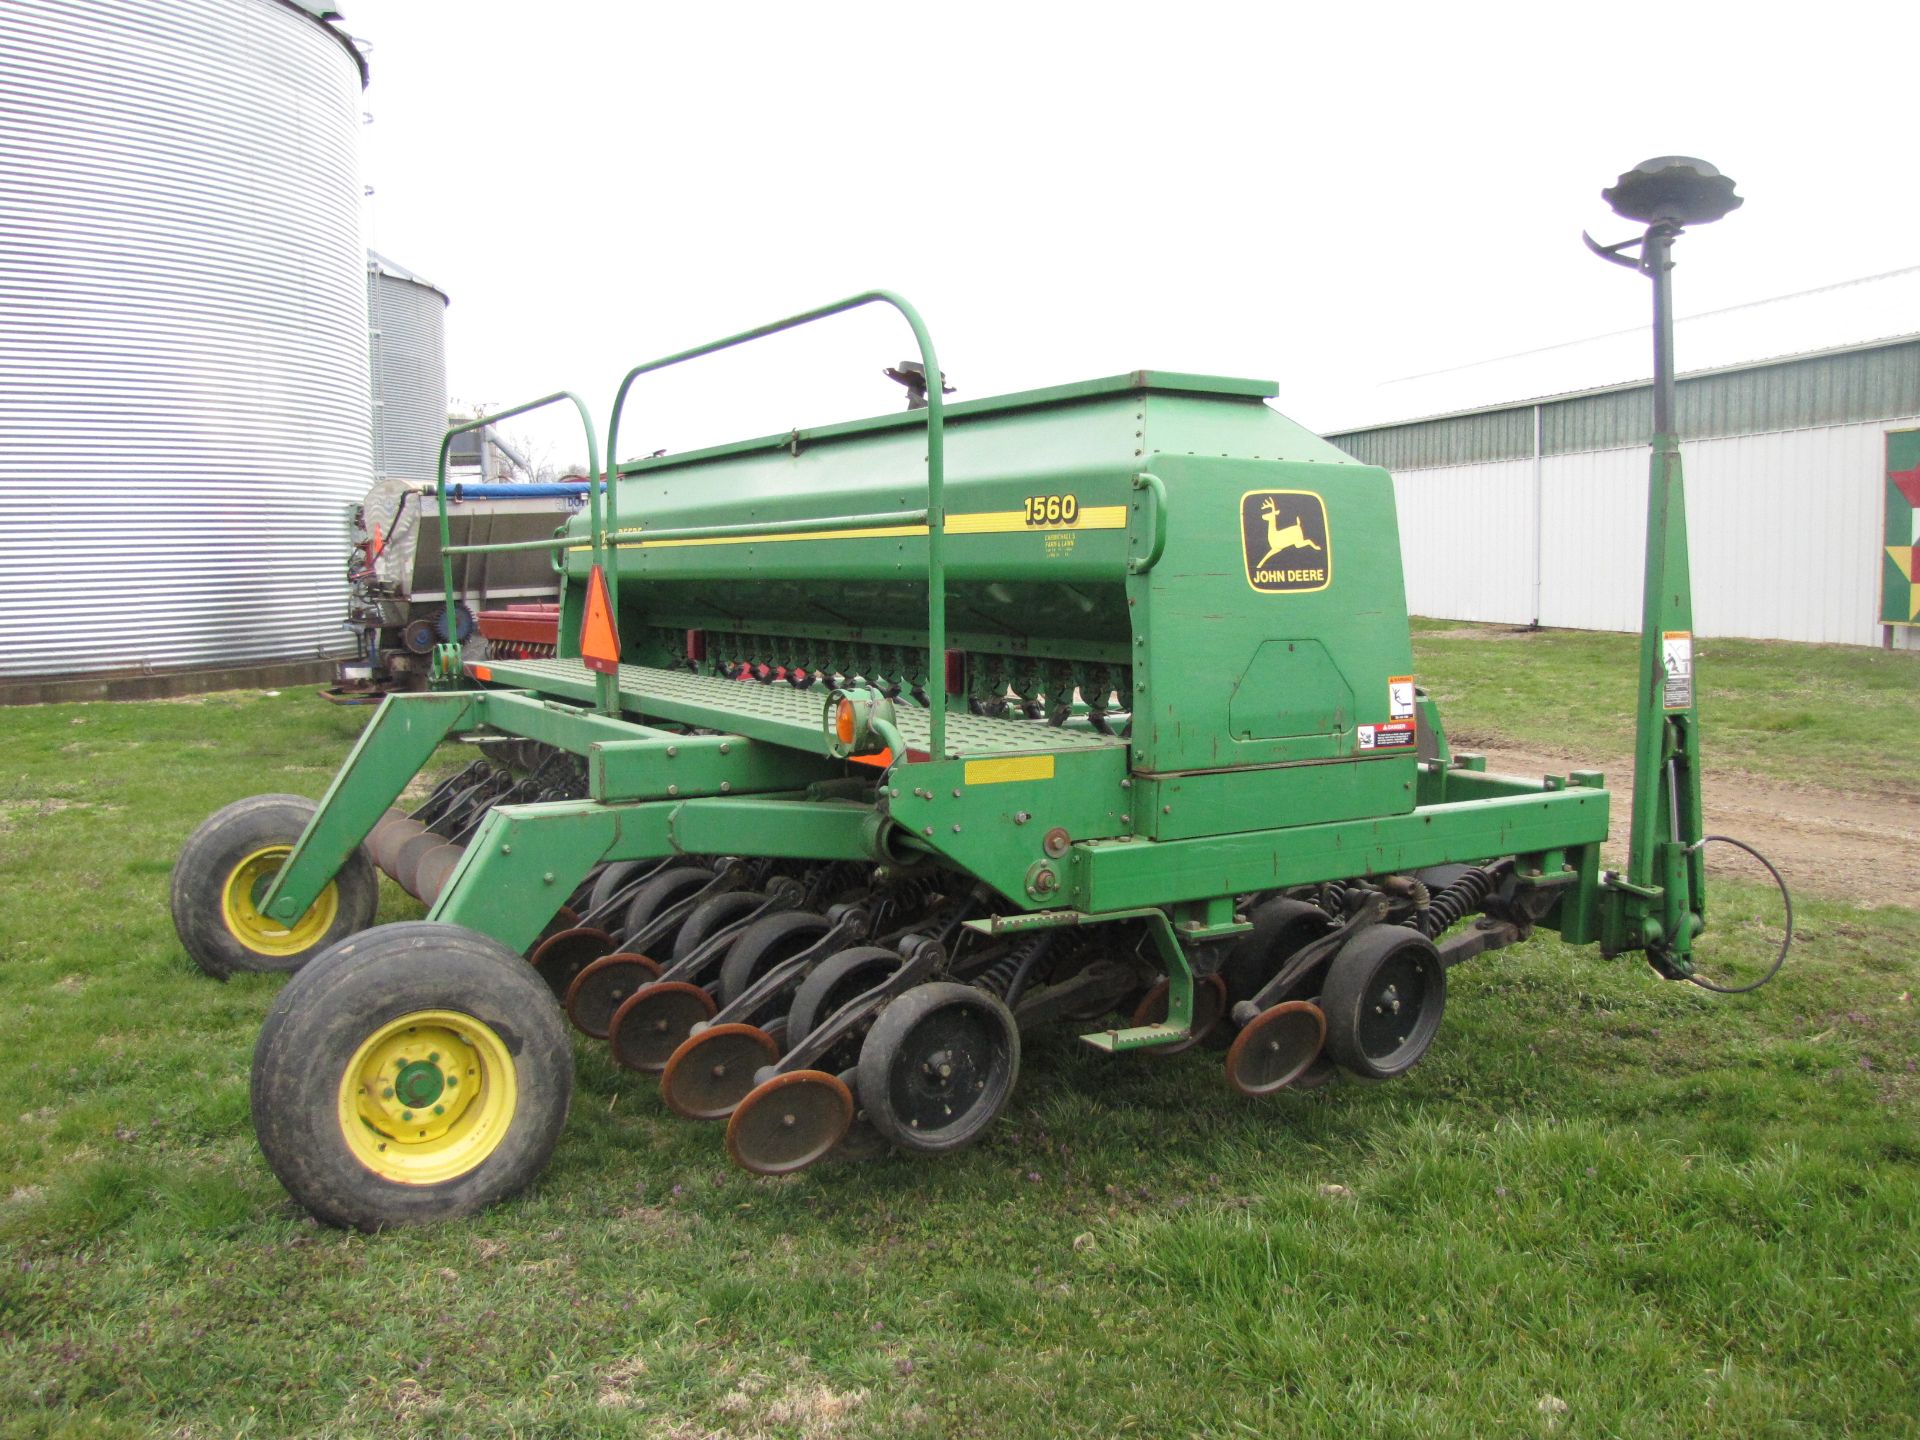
[476, 603, 560, 660]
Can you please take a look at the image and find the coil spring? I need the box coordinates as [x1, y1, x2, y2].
[872, 871, 944, 931]
[802, 860, 868, 908]
[974, 933, 1053, 1007]
[1316, 882, 1352, 917]
[1416, 867, 1496, 938]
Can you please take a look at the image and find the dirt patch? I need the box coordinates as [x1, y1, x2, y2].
[1476, 744, 1920, 910]
[1414, 625, 1541, 641]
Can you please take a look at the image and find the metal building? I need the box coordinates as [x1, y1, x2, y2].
[368, 252, 450, 487]
[1326, 273, 1920, 651]
[0, 0, 369, 682]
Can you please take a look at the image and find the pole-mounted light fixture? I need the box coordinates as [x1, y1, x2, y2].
[1584, 157, 1742, 438]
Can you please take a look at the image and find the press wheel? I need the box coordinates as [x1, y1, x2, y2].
[607, 981, 717, 1074]
[527, 926, 616, 1003]
[718, 911, 833, 1010]
[1129, 973, 1228, 1055]
[1321, 924, 1446, 1080]
[1219, 897, 1334, 1005]
[725, 1070, 853, 1176]
[618, 866, 715, 946]
[670, 890, 766, 964]
[563, 952, 663, 1039]
[660, 1023, 780, 1121]
[1223, 1000, 1327, 1097]
[857, 982, 1020, 1154]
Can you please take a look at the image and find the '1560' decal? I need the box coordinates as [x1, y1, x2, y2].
[1023, 494, 1079, 526]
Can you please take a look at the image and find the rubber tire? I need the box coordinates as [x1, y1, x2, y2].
[1219, 897, 1333, 1005]
[1320, 924, 1447, 1081]
[172, 794, 378, 979]
[719, 911, 833, 1008]
[856, 982, 1020, 1154]
[251, 921, 573, 1230]
[670, 890, 767, 963]
[786, 946, 903, 1050]
[586, 860, 652, 917]
[618, 866, 715, 947]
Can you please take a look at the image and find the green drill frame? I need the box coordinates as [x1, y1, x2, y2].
[258, 289, 1709, 1049]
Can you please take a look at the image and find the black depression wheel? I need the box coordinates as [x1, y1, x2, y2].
[718, 911, 833, 1010]
[1219, 897, 1333, 1005]
[785, 946, 902, 1058]
[1320, 925, 1447, 1080]
[617, 865, 715, 949]
[251, 922, 573, 1230]
[857, 982, 1020, 1154]
[585, 860, 652, 918]
[172, 794, 378, 979]
[670, 890, 766, 964]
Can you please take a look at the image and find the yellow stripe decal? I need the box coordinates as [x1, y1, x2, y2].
[570, 505, 1129, 553]
[944, 505, 1128, 535]
[963, 754, 1055, 786]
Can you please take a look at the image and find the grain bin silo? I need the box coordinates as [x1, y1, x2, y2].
[0, 0, 370, 688]
[367, 251, 449, 487]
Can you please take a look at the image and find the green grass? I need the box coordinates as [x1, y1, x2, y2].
[1411, 620, 1920, 796]
[1, 672, 1917, 1438]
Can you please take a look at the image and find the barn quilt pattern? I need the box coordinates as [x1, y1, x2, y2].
[1886, 429, 1920, 626]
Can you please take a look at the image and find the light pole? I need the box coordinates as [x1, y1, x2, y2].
[1584, 157, 1741, 974]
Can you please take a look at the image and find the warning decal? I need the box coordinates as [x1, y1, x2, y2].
[1388, 676, 1416, 720]
[1662, 630, 1693, 710]
[1358, 720, 1417, 751]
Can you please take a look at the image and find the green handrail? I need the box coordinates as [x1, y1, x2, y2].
[433, 393, 608, 710]
[603, 291, 950, 759]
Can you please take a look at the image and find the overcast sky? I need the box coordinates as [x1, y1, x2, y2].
[345, 1, 1919, 471]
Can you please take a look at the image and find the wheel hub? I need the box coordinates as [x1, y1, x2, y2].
[221, 846, 339, 957]
[335, 1010, 518, 1185]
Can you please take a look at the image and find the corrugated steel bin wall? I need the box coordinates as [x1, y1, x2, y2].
[369, 261, 449, 486]
[0, 0, 367, 679]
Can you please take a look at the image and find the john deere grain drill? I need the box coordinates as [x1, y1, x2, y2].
[173, 266, 1760, 1229]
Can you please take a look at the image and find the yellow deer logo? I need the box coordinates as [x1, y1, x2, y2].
[1254, 496, 1324, 570]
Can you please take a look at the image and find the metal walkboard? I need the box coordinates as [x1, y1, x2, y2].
[476, 658, 1122, 760]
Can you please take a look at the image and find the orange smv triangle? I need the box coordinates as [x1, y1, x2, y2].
[580, 564, 621, 675]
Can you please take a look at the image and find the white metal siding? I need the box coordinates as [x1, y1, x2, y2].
[1389, 459, 1536, 626]
[0, 0, 366, 679]
[1392, 418, 1920, 648]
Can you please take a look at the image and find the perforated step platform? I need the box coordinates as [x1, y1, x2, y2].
[476, 657, 1123, 761]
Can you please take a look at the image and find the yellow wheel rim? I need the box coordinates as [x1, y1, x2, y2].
[337, 1010, 518, 1185]
[221, 846, 339, 957]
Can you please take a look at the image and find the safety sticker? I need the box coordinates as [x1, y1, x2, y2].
[1662, 630, 1693, 710]
[1388, 675, 1416, 720]
[1357, 720, 1417, 751]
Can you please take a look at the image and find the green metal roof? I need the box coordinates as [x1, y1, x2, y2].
[1327, 335, 1920, 470]
[618, 370, 1279, 476]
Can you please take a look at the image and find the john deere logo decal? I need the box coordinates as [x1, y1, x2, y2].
[1241, 490, 1330, 592]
